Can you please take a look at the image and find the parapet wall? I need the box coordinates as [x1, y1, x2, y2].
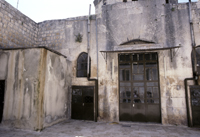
[0, 0, 38, 48]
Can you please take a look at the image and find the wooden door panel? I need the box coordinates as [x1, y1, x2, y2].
[146, 104, 161, 123]
[119, 103, 132, 121]
[72, 103, 84, 120]
[132, 104, 146, 122]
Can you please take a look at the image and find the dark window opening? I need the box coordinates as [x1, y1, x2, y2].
[121, 69, 130, 81]
[119, 54, 130, 62]
[123, 0, 127, 2]
[166, 0, 169, 3]
[77, 52, 91, 77]
[103, 0, 107, 5]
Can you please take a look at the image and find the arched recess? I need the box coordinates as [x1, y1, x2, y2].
[77, 52, 91, 77]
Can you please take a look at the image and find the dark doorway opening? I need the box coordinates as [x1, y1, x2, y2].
[72, 86, 94, 121]
[119, 53, 161, 123]
[0, 80, 5, 123]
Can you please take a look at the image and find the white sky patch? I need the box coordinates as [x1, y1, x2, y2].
[179, 0, 198, 2]
[5, 0, 95, 22]
[4, 0, 199, 23]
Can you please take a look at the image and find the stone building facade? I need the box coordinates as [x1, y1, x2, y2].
[0, 0, 200, 130]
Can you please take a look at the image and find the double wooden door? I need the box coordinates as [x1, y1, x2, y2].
[119, 53, 161, 123]
[72, 86, 94, 121]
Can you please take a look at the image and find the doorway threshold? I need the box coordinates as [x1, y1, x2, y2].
[119, 121, 162, 127]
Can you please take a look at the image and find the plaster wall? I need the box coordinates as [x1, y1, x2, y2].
[43, 50, 72, 128]
[0, 49, 42, 130]
[0, 48, 71, 130]
[192, 1, 200, 46]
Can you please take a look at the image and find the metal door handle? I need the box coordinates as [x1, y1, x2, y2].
[83, 103, 84, 106]
[133, 104, 135, 107]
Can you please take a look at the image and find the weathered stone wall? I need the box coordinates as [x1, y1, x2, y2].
[94, 0, 104, 14]
[0, 48, 71, 130]
[95, 0, 195, 125]
[97, 0, 178, 5]
[192, 1, 200, 46]
[37, 16, 98, 86]
[37, 20, 65, 50]
[43, 50, 72, 128]
[101, 0, 192, 49]
[0, 49, 43, 130]
[0, 0, 38, 48]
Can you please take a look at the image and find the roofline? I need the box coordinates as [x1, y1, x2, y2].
[100, 46, 181, 53]
[0, 46, 67, 59]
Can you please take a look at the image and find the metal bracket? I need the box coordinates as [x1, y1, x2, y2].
[170, 46, 180, 62]
[100, 52, 107, 64]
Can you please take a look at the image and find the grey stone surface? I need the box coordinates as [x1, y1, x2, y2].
[0, 120, 200, 137]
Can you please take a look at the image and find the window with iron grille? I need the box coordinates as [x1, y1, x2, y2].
[77, 52, 91, 77]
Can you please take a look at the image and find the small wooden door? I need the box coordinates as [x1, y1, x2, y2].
[72, 86, 94, 121]
[0, 80, 5, 123]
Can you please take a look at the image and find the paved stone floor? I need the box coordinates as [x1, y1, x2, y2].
[0, 120, 200, 137]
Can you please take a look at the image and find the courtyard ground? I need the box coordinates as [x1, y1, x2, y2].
[0, 120, 200, 137]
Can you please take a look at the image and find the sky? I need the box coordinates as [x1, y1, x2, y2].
[4, 0, 198, 23]
[5, 0, 95, 22]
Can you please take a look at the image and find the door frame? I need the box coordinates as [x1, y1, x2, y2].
[118, 52, 162, 123]
[0, 80, 5, 123]
[189, 85, 200, 127]
[71, 86, 95, 121]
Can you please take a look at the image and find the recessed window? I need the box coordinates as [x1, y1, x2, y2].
[166, 0, 169, 3]
[123, 0, 127, 2]
[77, 52, 91, 77]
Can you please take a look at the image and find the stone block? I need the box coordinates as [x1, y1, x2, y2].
[0, 11, 3, 17]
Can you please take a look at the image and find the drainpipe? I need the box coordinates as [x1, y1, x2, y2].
[87, 4, 98, 122]
[184, 78, 195, 127]
[96, 15, 99, 81]
[87, 5, 91, 76]
[189, 1, 198, 79]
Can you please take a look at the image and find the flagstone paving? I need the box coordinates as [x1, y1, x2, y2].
[0, 120, 200, 137]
